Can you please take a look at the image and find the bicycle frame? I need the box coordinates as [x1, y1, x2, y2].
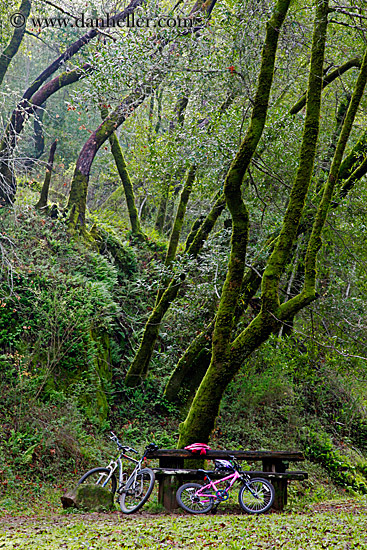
[197, 469, 242, 503]
[96, 450, 144, 494]
[176, 457, 275, 515]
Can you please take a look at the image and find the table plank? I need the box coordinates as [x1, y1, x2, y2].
[147, 449, 304, 461]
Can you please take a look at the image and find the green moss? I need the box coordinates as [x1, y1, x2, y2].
[67, 170, 88, 230]
[100, 105, 144, 237]
[165, 165, 196, 267]
[262, 0, 329, 313]
[65, 483, 115, 512]
[164, 321, 213, 405]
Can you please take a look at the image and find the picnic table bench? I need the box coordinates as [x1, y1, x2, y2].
[147, 448, 308, 512]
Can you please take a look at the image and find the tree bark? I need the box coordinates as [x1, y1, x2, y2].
[124, 191, 225, 387]
[165, 165, 196, 266]
[0, 0, 31, 87]
[35, 139, 58, 210]
[164, 318, 214, 405]
[99, 105, 144, 237]
[154, 184, 170, 233]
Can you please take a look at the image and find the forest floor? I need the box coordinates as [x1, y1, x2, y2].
[0, 489, 367, 549]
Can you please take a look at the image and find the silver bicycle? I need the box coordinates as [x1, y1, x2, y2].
[77, 432, 157, 514]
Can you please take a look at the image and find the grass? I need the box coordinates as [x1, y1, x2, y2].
[0, 485, 367, 549]
[1, 503, 367, 549]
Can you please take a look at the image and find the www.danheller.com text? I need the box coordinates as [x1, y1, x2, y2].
[27, 13, 201, 30]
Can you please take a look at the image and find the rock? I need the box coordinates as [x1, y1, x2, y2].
[61, 483, 115, 512]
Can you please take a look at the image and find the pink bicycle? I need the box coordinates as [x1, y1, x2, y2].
[176, 456, 275, 514]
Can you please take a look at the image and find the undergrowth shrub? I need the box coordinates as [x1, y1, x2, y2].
[0, 207, 122, 406]
[302, 431, 367, 494]
[0, 393, 106, 485]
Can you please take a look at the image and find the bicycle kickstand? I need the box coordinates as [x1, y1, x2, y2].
[210, 502, 220, 515]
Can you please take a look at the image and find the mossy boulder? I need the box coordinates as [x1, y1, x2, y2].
[61, 483, 115, 512]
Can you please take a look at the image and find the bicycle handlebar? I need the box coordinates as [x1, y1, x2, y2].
[110, 432, 138, 454]
[110, 432, 158, 457]
[228, 455, 247, 475]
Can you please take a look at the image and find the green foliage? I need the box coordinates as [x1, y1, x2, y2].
[95, 227, 138, 282]
[0, 393, 107, 486]
[110, 378, 179, 449]
[303, 431, 367, 495]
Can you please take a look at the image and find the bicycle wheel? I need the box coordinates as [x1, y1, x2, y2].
[77, 467, 117, 495]
[238, 478, 274, 514]
[119, 468, 155, 514]
[176, 483, 214, 514]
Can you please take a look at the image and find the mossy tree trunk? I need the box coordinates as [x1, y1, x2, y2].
[164, 318, 214, 405]
[124, 191, 225, 387]
[0, 0, 31, 87]
[165, 165, 196, 266]
[99, 104, 144, 238]
[178, 0, 319, 447]
[154, 185, 170, 233]
[35, 139, 58, 210]
[281, 94, 351, 335]
[164, 253, 265, 405]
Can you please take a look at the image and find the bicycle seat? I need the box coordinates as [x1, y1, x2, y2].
[197, 468, 212, 475]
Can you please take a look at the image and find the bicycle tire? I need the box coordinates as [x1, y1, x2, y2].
[119, 468, 155, 514]
[238, 478, 275, 514]
[77, 467, 117, 495]
[176, 483, 214, 514]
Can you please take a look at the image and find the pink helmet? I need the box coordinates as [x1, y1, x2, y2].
[184, 443, 212, 456]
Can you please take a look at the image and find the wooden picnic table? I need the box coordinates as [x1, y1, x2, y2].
[147, 448, 307, 512]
